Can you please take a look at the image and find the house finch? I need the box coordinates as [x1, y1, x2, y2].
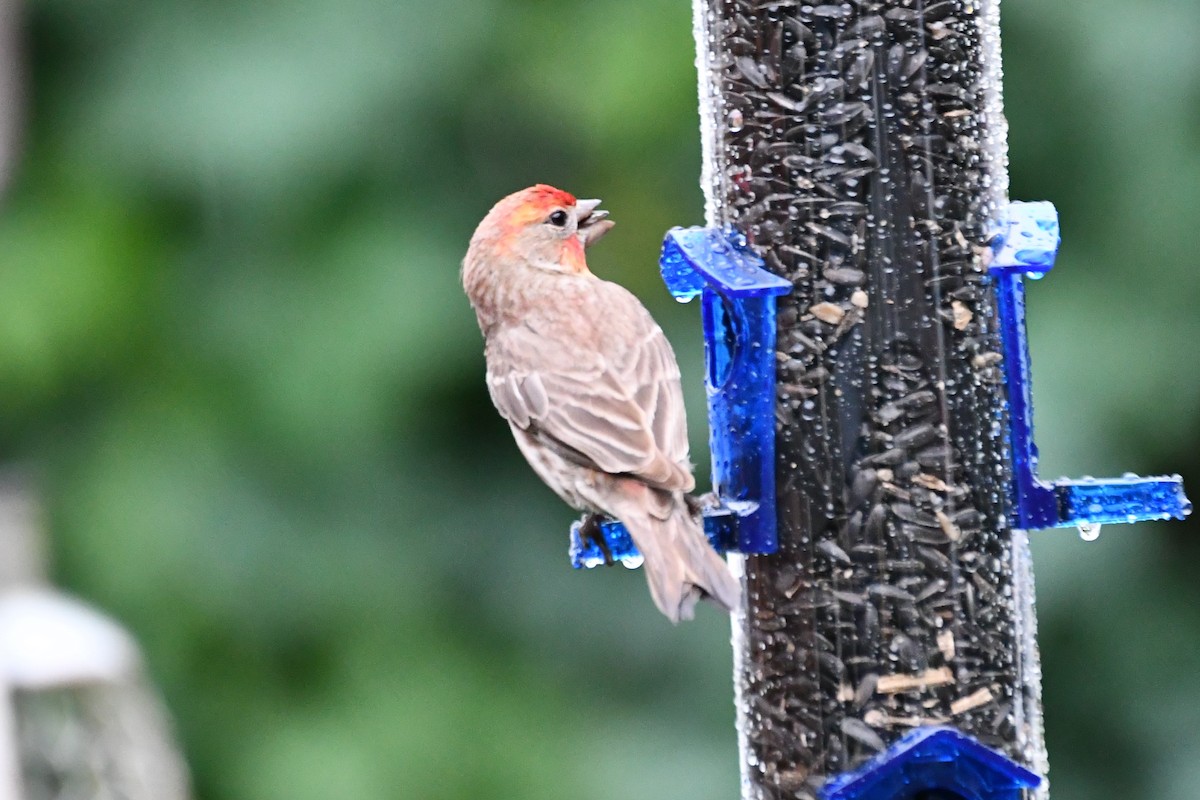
[462, 185, 739, 622]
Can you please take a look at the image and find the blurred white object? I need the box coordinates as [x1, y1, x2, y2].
[0, 589, 141, 691]
[0, 476, 191, 800]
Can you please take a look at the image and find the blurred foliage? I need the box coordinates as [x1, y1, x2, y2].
[0, 0, 1196, 799]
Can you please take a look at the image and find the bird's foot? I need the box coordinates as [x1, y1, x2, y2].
[578, 513, 614, 566]
[684, 492, 720, 519]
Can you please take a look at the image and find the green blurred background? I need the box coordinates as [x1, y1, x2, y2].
[1, 0, 1197, 798]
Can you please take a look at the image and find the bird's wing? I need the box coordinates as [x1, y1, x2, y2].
[485, 286, 694, 493]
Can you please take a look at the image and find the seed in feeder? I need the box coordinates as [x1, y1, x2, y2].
[950, 687, 994, 715]
[808, 223, 853, 248]
[867, 583, 915, 603]
[951, 300, 972, 330]
[972, 351, 1002, 368]
[857, 603, 881, 644]
[875, 667, 955, 695]
[913, 473, 951, 492]
[833, 308, 863, 339]
[849, 469, 879, 506]
[892, 503, 939, 528]
[850, 15, 886, 37]
[863, 504, 888, 539]
[841, 718, 885, 751]
[935, 509, 961, 541]
[885, 8, 920, 22]
[817, 539, 852, 565]
[784, 589, 837, 611]
[865, 448, 906, 466]
[918, 546, 952, 575]
[893, 423, 938, 449]
[799, 366, 830, 384]
[876, 403, 904, 425]
[850, 290, 869, 308]
[845, 51, 874, 89]
[766, 91, 806, 112]
[823, 266, 867, 285]
[776, 767, 810, 791]
[915, 578, 949, 603]
[971, 572, 999, 602]
[863, 710, 945, 728]
[915, 444, 954, 467]
[736, 56, 770, 88]
[810, 302, 845, 324]
[937, 629, 956, 661]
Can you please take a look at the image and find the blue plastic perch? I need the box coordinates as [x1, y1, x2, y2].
[990, 201, 1191, 531]
[570, 227, 791, 568]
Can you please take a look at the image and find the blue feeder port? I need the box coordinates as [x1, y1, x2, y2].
[570, 226, 791, 569]
[570, 509, 738, 569]
[821, 727, 1041, 800]
[990, 201, 1191, 531]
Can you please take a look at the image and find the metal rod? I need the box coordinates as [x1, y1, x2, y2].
[690, 2, 1048, 797]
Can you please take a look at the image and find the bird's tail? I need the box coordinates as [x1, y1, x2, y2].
[624, 502, 740, 623]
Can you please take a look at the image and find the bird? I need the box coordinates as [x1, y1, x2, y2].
[461, 184, 739, 622]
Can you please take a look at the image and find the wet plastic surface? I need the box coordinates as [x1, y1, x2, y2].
[821, 727, 1041, 800]
[990, 201, 1191, 530]
[569, 4, 1186, 798]
[569, 509, 737, 569]
[691, 1, 1051, 794]
[570, 226, 790, 569]
[662, 227, 791, 554]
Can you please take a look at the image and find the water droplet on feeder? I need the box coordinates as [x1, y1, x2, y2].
[1077, 521, 1101, 542]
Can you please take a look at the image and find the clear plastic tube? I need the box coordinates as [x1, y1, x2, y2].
[690, 2, 1048, 797]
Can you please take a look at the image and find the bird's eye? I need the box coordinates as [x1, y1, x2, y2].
[548, 210, 569, 227]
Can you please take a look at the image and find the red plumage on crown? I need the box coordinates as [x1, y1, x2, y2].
[524, 184, 576, 210]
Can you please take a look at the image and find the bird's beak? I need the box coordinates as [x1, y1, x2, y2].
[576, 199, 614, 248]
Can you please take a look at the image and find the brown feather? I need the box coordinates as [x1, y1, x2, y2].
[484, 280, 693, 492]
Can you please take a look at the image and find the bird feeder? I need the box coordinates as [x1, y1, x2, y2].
[569, 1, 1191, 799]
[0, 478, 191, 800]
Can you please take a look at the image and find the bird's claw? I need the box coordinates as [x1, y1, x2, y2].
[684, 492, 720, 519]
[579, 513, 615, 566]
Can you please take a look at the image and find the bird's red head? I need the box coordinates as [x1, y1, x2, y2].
[470, 185, 613, 276]
[491, 185, 581, 244]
